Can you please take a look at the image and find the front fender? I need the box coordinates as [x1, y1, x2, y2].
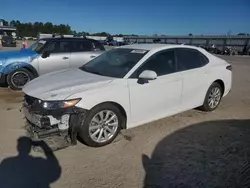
[0, 62, 38, 76]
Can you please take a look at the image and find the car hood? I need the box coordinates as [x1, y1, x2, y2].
[22, 69, 115, 100]
[0, 49, 37, 59]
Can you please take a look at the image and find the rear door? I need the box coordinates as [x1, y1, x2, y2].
[37, 40, 71, 75]
[176, 48, 210, 109]
[69, 40, 104, 68]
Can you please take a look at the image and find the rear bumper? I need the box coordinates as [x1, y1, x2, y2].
[224, 70, 232, 97]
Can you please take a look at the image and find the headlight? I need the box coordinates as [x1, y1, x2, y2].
[0, 58, 7, 66]
[42, 98, 81, 110]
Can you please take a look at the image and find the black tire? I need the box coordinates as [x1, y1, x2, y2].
[7, 68, 34, 90]
[200, 82, 223, 112]
[78, 103, 125, 147]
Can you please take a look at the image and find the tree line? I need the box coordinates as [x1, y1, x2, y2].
[2, 20, 129, 37]
[2, 20, 248, 37]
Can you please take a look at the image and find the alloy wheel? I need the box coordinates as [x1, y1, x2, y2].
[88, 110, 119, 143]
[208, 87, 221, 109]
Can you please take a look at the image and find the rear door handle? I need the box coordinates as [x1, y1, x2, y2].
[90, 55, 96, 58]
[62, 57, 69, 60]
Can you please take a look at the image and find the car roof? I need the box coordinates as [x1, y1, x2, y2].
[39, 37, 98, 42]
[119, 44, 202, 51]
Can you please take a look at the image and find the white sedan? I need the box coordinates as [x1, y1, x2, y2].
[22, 44, 232, 148]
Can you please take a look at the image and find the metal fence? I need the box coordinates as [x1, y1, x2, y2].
[123, 35, 250, 51]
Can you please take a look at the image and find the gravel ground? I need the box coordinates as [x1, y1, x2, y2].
[0, 46, 250, 188]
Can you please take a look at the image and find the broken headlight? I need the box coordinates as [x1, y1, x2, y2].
[42, 98, 81, 110]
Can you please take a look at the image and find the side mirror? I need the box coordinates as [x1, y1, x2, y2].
[41, 51, 50, 58]
[138, 70, 157, 80]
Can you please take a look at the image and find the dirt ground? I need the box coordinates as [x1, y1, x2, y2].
[0, 47, 250, 187]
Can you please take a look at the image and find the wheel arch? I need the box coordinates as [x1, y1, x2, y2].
[3, 62, 38, 77]
[212, 79, 225, 96]
[90, 101, 128, 129]
[199, 79, 225, 111]
[22, 65, 39, 78]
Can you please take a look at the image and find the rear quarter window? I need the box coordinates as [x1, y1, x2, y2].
[92, 40, 105, 51]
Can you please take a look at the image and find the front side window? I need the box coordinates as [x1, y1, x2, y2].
[44, 40, 71, 53]
[29, 39, 47, 53]
[176, 48, 209, 71]
[131, 49, 176, 78]
[80, 48, 148, 78]
[0, 30, 14, 37]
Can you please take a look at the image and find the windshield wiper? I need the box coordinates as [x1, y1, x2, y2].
[80, 67, 104, 76]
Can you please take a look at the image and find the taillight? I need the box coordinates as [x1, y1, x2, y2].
[226, 65, 232, 71]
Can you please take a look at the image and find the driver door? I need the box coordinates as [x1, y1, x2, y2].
[127, 49, 183, 125]
[37, 40, 71, 75]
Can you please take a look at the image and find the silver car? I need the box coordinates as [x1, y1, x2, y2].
[0, 37, 105, 90]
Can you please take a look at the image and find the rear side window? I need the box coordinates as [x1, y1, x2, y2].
[176, 48, 209, 71]
[93, 40, 105, 51]
[71, 40, 93, 52]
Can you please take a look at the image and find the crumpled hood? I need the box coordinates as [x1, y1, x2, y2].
[22, 69, 114, 100]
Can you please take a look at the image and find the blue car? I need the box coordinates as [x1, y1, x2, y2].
[0, 42, 40, 90]
[0, 37, 105, 90]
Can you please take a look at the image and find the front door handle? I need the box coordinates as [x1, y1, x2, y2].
[62, 57, 69, 60]
[90, 55, 96, 58]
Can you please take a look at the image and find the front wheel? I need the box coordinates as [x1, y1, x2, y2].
[200, 82, 223, 112]
[7, 68, 34, 90]
[78, 103, 125, 147]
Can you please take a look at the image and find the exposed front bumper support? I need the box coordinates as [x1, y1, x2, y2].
[23, 104, 87, 151]
[25, 123, 71, 151]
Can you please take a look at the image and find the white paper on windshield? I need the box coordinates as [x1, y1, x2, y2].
[131, 49, 147, 54]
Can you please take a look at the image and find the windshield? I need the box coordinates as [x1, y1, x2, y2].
[80, 48, 148, 78]
[28, 39, 47, 53]
[0, 30, 15, 37]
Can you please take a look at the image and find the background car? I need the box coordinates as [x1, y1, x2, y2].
[207, 45, 222, 54]
[22, 44, 232, 149]
[1, 36, 17, 47]
[221, 46, 237, 55]
[0, 36, 106, 90]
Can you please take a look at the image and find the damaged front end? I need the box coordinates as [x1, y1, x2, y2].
[22, 94, 87, 151]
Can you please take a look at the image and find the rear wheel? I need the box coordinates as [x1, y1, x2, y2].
[78, 103, 125, 147]
[7, 68, 34, 90]
[200, 82, 223, 112]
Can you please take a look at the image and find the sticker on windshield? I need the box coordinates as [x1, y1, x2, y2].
[131, 49, 147, 54]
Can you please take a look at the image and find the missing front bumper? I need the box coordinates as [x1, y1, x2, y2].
[25, 122, 71, 151]
[23, 104, 87, 151]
